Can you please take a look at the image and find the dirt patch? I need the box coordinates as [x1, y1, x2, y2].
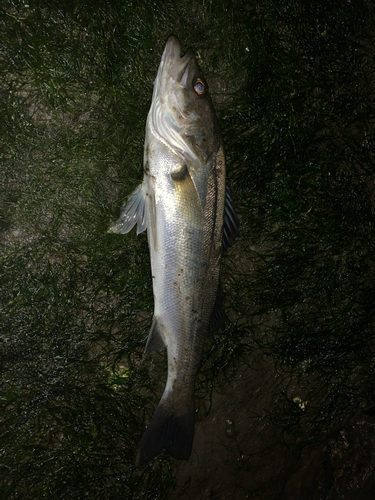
[169, 354, 375, 499]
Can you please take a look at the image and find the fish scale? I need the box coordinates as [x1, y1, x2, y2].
[109, 35, 239, 465]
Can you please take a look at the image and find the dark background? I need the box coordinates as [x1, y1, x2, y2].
[2, 1, 375, 498]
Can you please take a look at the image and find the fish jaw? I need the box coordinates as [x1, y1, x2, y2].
[145, 36, 221, 170]
[152, 36, 194, 101]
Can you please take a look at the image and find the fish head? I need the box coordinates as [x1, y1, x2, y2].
[149, 36, 220, 167]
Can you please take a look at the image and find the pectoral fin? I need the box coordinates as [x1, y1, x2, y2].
[171, 164, 203, 226]
[109, 183, 149, 235]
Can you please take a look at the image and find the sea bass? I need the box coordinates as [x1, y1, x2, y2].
[110, 36, 239, 465]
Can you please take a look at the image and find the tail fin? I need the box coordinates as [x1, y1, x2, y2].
[135, 390, 195, 466]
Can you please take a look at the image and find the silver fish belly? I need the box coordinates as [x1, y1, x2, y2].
[109, 36, 239, 465]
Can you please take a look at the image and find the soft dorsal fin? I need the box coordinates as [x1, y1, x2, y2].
[208, 282, 226, 333]
[109, 183, 149, 235]
[222, 186, 240, 252]
[144, 316, 166, 357]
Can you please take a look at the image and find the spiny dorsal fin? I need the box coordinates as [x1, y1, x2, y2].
[222, 186, 240, 252]
[144, 316, 166, 357]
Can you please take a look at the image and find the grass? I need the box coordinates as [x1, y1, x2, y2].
[1, 0, 375, 498]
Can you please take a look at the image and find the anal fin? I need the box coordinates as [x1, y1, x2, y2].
[144, 316, 166, 357]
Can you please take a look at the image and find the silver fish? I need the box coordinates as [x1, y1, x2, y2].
[110, 36, 239, 465]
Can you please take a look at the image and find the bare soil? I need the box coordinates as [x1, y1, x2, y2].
[169, 354, 375, 500]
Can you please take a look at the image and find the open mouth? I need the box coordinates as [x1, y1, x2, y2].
[161, 36, 193, 88]
[149, 36, 198, 161]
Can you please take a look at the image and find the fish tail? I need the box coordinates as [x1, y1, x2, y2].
[135, 389, 195, 466]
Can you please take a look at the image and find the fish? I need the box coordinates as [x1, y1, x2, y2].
[109, 35, 239, 466]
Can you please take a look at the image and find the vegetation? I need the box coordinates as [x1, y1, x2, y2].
[1, 0, 375, 498]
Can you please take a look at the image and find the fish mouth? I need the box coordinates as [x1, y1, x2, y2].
[160, 36, 182, 70]
[149, 36, 198, 162]
[160, 36, 193, 88]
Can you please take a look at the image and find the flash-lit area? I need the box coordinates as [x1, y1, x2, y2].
[2, 1, 375, 499]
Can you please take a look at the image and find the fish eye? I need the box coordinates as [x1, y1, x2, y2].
[193, 78, 207, 95]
